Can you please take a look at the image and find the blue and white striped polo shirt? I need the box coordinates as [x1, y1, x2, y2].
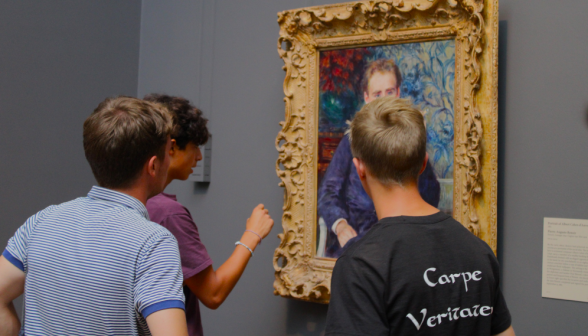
[3, 186, 185, 335]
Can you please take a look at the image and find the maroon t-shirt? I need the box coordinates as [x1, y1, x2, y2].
[146, 193, 212, 336]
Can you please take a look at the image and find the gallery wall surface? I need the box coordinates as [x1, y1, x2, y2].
[0, 1, 142, 316]
[138, 0, 588, 335]
[497, 0, 588, 334]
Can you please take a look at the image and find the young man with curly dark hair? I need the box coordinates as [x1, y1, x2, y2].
[143, 94, 274, 336]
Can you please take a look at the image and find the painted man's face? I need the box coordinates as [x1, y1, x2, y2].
[363, 71, 400, 103]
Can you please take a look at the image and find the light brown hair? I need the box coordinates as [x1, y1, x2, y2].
[349, 96, 426, 186]
[361, 59, 403, 93]
[83, 96, 172, 189]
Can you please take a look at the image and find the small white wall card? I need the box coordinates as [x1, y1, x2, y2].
[542, 217, 588, 303]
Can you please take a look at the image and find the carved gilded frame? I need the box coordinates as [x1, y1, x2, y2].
[273, 0, 498, 304]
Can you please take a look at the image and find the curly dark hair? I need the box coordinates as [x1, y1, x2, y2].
[143, 94, 209, 149]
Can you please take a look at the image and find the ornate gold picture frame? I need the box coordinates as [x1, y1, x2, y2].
[273, 0, 498, 304]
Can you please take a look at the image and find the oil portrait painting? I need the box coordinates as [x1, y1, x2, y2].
[316, 41, 456, 258]
[273, 0, 499, 303]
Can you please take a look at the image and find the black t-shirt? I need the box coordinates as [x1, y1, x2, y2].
[325, 212, 511, 336]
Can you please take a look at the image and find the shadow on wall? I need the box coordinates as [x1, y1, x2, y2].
[585, 103, 588, 129]
[193, 181, 209, 195]
[286, 299, 329, 336]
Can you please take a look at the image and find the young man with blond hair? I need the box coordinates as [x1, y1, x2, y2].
[0, 97, 189, 336]
[325, 96, 514, 336]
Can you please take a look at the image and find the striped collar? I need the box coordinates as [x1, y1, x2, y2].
[87, 186, 150, 220]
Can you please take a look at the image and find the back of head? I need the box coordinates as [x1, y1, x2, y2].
[143, 94, 209, 149]
[83, 96, 172, 189]
[349, 96, 426, 186]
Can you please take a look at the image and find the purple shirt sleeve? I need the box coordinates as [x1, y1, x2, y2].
[159, 213, 213, 280]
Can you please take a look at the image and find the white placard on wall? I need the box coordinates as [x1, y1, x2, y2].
[542, 217, 588, 303]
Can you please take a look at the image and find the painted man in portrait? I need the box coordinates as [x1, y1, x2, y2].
[317, 59, 440, 258]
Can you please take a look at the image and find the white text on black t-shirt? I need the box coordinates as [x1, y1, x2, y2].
[406, 267, 491, 330]
[423, 267, 482, 292]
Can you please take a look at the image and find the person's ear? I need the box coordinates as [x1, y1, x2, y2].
[418, 152, 429, 175]
[169, 139, 177, 156]
[363, 91, 370, 103]
[395, 86, 400, 98]
[354, 157, 373, 199]
[353, 158, 366, 180]
[146, 156, 159, 178]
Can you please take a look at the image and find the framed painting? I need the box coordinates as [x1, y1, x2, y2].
[273, 0, 499, 303]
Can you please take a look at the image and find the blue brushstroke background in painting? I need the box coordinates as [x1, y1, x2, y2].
[318, 40, 455, 213]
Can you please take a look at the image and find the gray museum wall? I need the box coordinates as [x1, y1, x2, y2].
[138, 0, 588, 335]
[0, 1, 142, 316]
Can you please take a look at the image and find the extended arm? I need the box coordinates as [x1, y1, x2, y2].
[185, 204, 273, 309]
[0, 255, 25, 336]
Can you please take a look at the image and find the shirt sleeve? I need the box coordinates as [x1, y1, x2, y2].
[325, 255, 389, 336]
[134, 231, 186, 318]
[490, 283, 512, 334]
[160, 213, 213, 280]
[331, 218, 347, 234]
[4, 206, 56, 273]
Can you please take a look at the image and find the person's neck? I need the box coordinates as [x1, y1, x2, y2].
[367, 177, 439, 220]
[164, 174, 174, 188]
[112, 180, 154, 206]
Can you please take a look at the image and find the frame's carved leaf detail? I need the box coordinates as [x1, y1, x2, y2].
[274, 0, 498, 304]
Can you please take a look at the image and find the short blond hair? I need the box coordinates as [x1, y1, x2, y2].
[349, 96, 426, 186]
